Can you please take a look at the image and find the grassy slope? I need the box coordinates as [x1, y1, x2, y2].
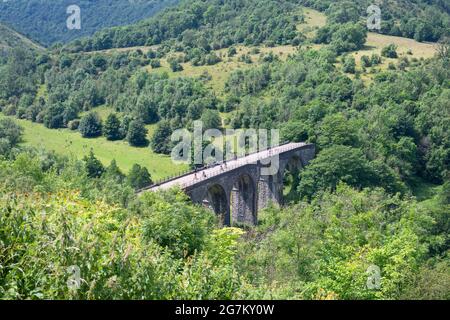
[145, 8, 437, 92]
[0, 23, 45, 52]
[352, 32, 437, 65]
[0, 113, 187, 179]
[145, 45, 299, 96]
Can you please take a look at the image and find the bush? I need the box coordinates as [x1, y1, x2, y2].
[228, 47, 237, 57]
[343, 55, 356, 73]
[168, 57, 183, 72]
[140, 190, 216, 258]
[67, 119, 80, 130]
[0, 118, 23, 147]
[150, 59, 161, 68]
[0, 187, 244, 299]
[370, 53, 382, 65]
[382, 44, 398, 58]
[316, 23, 367, 54]
[361, 55, 371, 67]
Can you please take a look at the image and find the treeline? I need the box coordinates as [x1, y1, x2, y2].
[65, 0, 304, 52]
[301, 0, 449, 42]
[0, 47, 218, 148]
[62, 0, 450, 55]
[0, 117, 152, 196]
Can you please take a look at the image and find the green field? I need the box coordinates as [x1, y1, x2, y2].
[0, 113, 187, 180]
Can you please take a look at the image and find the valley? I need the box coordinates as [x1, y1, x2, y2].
[0, 0, 448, 301]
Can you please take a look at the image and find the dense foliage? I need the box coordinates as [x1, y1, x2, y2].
[0, 0, 179, 46]
[58, 0, 450, 55]
[302, 0, 449, 42]
[226, 47, 449, 193]
[0, 121, 448, 299]
[240, 184, 449, 299]
[0, 47, 218, 150]
[64, 0, 303, 52]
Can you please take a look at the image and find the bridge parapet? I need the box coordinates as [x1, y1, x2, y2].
[146, 142, 313, 192]
[140, 142, 315, 226]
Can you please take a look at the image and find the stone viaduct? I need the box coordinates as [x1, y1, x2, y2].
[141, 142, 315, 226]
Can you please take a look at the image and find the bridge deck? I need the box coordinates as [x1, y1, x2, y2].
[143, 142, 308, 192]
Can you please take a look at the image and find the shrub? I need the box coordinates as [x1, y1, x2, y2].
[228, 47, 237, 57]
[67, 119, 80, 130]
[140, 190, 216, 258]
[168, 57, 183, 72]
[150, 59, 161, 68]
[370, 53, 382, 65]
[0, 118, 23, 147]
[343, 55, 356, 73]
[361, 55, 371, 67]
[382, 44, 398, 58]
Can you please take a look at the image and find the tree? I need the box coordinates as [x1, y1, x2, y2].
[103, 113, 122, 141]
[104, 159, 125, 182]
[281, 120, 309, 143]
[127, 164, 152, 190]
[361, 55, 371, 68]
[83, 149, 105, 178]
[330, 23, 367, 54]
[91, 55, 108, 70]
[437, 36, 450, 62]
[141, 190, 215, 258]
[343, 55, 356, 73]
[43, 103, 65, 129]
[168, 57, 183, 72]
[382, 44, 398, 58]
[126, 119, 148, 147]
[316, 113, 358, 148]
[201, 109, 221, 130]
[297, 145, 376, 199]
[326, 1, 359, 24]
[79, 112, 102, 138]
[0, 118, 23, 147]
[414, 22, 433, 42]
[150, 120, 172, 154]
[135, 95, 159, 124]
[59, 55, 72, 69]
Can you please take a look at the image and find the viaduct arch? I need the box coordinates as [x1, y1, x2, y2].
[142, 143, 315, 226]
